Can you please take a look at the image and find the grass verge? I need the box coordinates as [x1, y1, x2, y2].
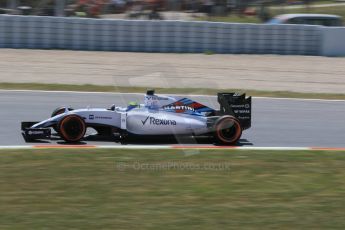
[1, 82, 345, 100]
[1, 149, 345, 229]
[271, 5, 345, 20]
[197, 15, 261, 23]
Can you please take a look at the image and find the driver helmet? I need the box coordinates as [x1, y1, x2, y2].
[127, 101, 138, 111]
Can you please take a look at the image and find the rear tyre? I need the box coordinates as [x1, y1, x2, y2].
[214, 115, 242, 145]
[51, 107, 73, 132]
[58, 115, 86, 143]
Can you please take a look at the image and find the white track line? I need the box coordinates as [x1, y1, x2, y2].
[0, 146, 39, 149]
[98, 146, 311, 150]
[0, 145, 344, 151]
[1, 89, 344, 102]
[97, 145, 171, 149]
[254, 96, 345, 102]
[0, 89, 144, 96]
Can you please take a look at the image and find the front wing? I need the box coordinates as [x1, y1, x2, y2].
[21, 121, 51, 141]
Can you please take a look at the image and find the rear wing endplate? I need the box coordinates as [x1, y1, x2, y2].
[217, 93, 252, 130]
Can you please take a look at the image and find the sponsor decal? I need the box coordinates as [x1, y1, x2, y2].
[28, 130, 45, 135]
[145, 96, 169, 100]
[163, 105, 195, 112]
[141, 116, 177, 126]
[162, 99, 212, 114]
[89, 114, 112, 120]
[95, 116, 112, 120]
[234, 110, 250, 114]
[231, 104, 251, 109]
[141, 116, 150, 125]
[150, 117, 177, 126]
[238, 116, 250, 120]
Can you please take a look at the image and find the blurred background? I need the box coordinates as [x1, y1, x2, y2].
[0, 0, 344, 24]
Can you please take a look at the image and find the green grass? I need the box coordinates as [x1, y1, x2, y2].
[271, 5, 345, 20]
[198, 15, 261, 23]
[1, 82, 345, 100]
[270, 1, 344, 6]
[1, 149, 345, 229]
[306, 0, 341, 5]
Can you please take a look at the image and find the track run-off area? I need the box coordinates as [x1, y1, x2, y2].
[1, 90, 344, 149]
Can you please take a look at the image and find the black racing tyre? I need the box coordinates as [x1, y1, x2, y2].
[214, 115, 242, 145]
[51, 107, 73, 132]
[51, 107, 74, 117]
[58, 115, 86, 143]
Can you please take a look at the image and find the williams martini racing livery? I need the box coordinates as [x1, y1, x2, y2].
[21, 90, 251, 145]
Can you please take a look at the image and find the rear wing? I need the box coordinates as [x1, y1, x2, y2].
[217, 93, 252, 130]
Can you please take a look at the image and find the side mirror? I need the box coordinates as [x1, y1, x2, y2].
[146, 89, 155, 95]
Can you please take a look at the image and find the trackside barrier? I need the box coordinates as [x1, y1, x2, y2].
[321, 27, 345, 56]
[0, 14, 343, 56]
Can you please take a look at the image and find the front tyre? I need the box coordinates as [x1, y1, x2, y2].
[58, 115, 86, 143]
[51, 107, 74, 118]
[214, 115, 242, 145]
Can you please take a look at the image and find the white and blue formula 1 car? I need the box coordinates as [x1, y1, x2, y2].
[21, 90, 251, 145]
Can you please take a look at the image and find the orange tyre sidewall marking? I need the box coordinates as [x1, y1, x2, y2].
[216, 118, 242, 144]
[59, 115, 86, 142]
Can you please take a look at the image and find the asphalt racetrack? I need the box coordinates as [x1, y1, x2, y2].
[1, 90, 344, 147]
